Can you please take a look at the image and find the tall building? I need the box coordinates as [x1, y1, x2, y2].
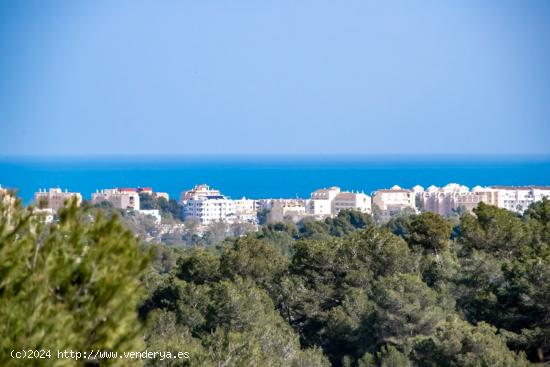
[309, 186, 371, 218]
[415, 184, 550, 216]
[233, 198, 257, 223]
[180, 184, 236, 224]
[34, 188, 82, 212]
[92, 188, 140, 210]
[417, 184, 499, 217]
[458, 186, 499, 213]
[490, 186, 550, 213]
[372, 185, 416, 221]
[270, 199, 309, 222]
[180, 184, 221, 202]
[421, 184, 468, 216]
[309, 187, 342, 217]
[332, 191, 371, 215]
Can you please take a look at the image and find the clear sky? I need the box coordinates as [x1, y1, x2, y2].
[1, 0, 549, 156]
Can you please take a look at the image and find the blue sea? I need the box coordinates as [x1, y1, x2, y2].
[1, 155, 549, 203]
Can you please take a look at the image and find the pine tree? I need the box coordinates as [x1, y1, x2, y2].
[0, 197, 149, 366]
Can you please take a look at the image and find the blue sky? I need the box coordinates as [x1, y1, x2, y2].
[1, 0, 549, 156]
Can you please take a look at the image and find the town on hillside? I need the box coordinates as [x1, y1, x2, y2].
[2, 183, 548, 241]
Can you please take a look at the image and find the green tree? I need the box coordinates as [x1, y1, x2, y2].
[325, 209, 373, 237]
[410, 318, 531, 367]
[0, 198, 149, 366]
[407, 212, 452, 253]
[175, 247, 221, 284]
[377, 345, 411, 367]
[523, 197, 550, 246]
[220, 236, 289, 292]
[339, 226, 416, 284]
[459, 203, 530, 257]
[372, 274, 446, 348]
[139, 193, 182, 221]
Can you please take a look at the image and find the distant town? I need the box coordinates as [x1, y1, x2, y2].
[2, 183, 549, 229]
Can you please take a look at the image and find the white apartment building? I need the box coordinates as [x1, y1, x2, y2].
[180, 184, 221, 202]
[459, 186, 500, 212]
[180, 184, 236, 224]
[421, 184, 468, 216]
[34, 188, 83, 212]
[309, 186, 371, 218]
[92, 188, 140, 210]
[372, 185, 416, 220]
[333, 191, 371, 214]
[415, 183, 550, 216]
[310, 187, 342, 217]
[490, 186, 550, 213]
[270, 199, 309, 222]
[417, 184, 499, 217]
[233, 198, 257, 223]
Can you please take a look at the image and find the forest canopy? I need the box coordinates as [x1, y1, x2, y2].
[1, 191, 549, 366]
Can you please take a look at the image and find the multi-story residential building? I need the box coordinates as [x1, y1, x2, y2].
[332, 191, 371, 214]
[92, 188, 140, 210]
[308, 186, 371, 218]
[34, 188, 82, 212]
[458, 186, 499, 212]
[180, 184, 236, 224]
[490, 186, 550, 213]
[421, 184, 469, 216]
[310, 186, 341, 217]
[233, 198, 257, 223]
[270, 199, 309, 222]
[180, 184, 221, 203]
[415, 183, 550, 216]
[416, 184, 500, 217]
[372, 185, 416, 220]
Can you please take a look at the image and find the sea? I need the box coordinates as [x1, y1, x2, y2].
[1, 155, 549, 204]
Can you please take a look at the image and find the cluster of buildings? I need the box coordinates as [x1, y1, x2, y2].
[180, 184, 371, 224]
[179, 184, 258, 224]
[2, 182, 549, 226]
[373, 184, 550, 220]
[178, 183, 550, 224]
[33, 187, 169, 223]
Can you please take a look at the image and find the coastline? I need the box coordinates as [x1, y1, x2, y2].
[1, 155, 549, 203]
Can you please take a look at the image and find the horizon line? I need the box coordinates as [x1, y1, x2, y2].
[2, 153, 550, 159]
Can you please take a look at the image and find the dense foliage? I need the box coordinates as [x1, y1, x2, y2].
[1, 190, 549, 366]
[139, 193, 182, 221]
[0, 195, 149, 366]
[140, 201, 550, 366]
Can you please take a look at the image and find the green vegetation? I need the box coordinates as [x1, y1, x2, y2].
[0, 196, 148, 366]
[1, 190, 549, 366]
[139, 193, 182, 222]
